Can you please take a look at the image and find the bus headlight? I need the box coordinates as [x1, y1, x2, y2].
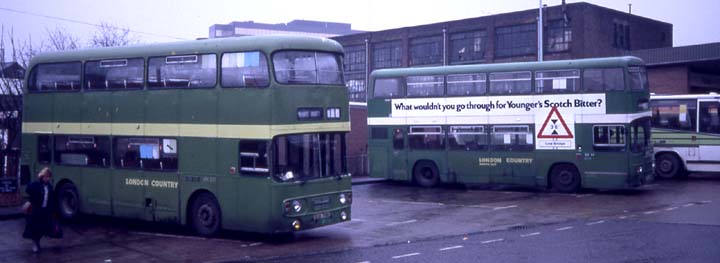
[280, 171, 295, 181]
[292, 200, 302, 213]
[340, 211, 348, 221]
[292, 219, 302, 230]
[339, 193, 347, 204]
[636, 166, 644, 174]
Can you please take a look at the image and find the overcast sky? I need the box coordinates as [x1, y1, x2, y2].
[1, 0, 719, 60]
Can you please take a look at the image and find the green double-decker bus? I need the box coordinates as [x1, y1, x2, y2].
[367, 56, 654, 192]
[20, 35, 352, 235]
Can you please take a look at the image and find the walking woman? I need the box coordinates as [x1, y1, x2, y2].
[23, 167, 56, 253]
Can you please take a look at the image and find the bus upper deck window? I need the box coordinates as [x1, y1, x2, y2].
[273, 51, 343, 85]
[29, 62, 82, 92]
[373, 78, 402, 98]
[583, 68, 624, 92]
[535, 69, 580, 94]
[221, 51, 269, 88]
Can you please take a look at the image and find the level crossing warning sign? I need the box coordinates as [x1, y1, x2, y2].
[536, 106, 575, 150]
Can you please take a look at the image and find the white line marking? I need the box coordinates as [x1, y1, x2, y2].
[683, 203, 695, 207]
[520, 232, 541, 237]
[352, 218, 368, 222]
[665, 207, 678, 211]
[356, 261, 370, 263]
[248, 242, 262, 247]
[378, 199, 445, 206]
[587, 220, 605, 226]
[618, 216, 628, 219]
[481, 238, 504, 244]
[386, 220, 417, 226]
[439, 245, 464, 251]
[493, 205, 518, 210]
[392, 253, 420, 259]
[555, 226, 574, 231]
[644, 210, 658, 215]
[700, 200, 712, 204]
[575, 194, 594, 198]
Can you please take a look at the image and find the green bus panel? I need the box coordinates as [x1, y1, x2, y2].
[448, 149, 490, 184]
[23, 94, 53, 123]
[83, 93, 112, 124]
[145, 90, 180, 124]
[54, 93, 83, 123]
[217, 89, 271, 125]
[112, 92, 144, 123]
[112, 169, 147, 219]
[180, 89, 217, 124]
[81, 167, 113, 216]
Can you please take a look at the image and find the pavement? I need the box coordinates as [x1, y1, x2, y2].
[0, 175, 386, 220]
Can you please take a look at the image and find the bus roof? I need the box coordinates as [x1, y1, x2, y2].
[28, 35, 344, 66]
[369, 56, 645, 79]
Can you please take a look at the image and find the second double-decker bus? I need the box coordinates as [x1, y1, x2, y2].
[650, 93, 720, 179]
[367, 56, 654, 192]
[20, 35, 352, 236]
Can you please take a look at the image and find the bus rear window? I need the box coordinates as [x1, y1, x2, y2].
[583, 68, 624, 92]
[273, 51, 343, 85]
[489, 71, 531, 95]
[85, 58, 144, 90]
[29, 62, 82, 92]
[406, 75, 444, 97]
[148, 54, 217, 89]
[373, 78, 402, 98]
[221, 51, 269, 88]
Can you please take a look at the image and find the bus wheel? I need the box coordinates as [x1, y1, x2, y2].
[550, 164, 581, 193]
[655, 154, 684, 179]
[413, 161, 439, 188]
[57, 183, 80, 220]
[190, 193, 221, 237]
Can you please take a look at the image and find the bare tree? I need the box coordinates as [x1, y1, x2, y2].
[90, 22, 137, 47]
[45, 26, 81, 51]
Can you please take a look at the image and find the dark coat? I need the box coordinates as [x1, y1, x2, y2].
[23, 180, 56, 240]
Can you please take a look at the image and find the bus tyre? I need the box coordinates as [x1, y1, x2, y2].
[655, 154, 684, 179]
[550, 164, 581, 193]
[57, 183, 80, 220]
[414, 161, 439, 188]
[190, 193, 221, 237]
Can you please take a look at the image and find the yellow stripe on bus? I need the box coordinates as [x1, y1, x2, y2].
[22, 122, 351, 139]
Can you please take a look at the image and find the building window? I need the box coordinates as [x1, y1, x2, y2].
[449, 30, 487, 64]
[547, 20, 572, 52]
[345, 75, 366, 102]
[344, 45, 366, 73]
[409, 35, 443, 66]
[614, 22, 630, 50]
[373, 41, 402, 69]
[495, 24, 536, 58]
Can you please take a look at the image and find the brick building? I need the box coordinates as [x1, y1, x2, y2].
[332, 1, 674, 176]
[628, 42, 720, 95]
[332, 1, 672, 103]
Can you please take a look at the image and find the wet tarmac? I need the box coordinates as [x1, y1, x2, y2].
[1, 174, 719, 262]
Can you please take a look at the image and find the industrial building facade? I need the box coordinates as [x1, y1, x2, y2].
[332, 2, 673, 102]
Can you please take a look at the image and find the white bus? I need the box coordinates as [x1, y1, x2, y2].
[650, 93, 720, 179]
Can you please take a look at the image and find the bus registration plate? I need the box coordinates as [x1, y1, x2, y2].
[312, 211, 332, 222]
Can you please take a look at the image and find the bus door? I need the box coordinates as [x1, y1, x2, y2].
[112, 141, 146, 219]
[489, 125, 535, 185]
[390, 127, 409, 181]
[142, 138, 180, 222]
[698, 100, 720, 163]
[447, 126, 490, 184]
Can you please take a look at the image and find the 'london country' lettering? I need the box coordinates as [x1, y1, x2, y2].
[125, 178, 178, 189]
